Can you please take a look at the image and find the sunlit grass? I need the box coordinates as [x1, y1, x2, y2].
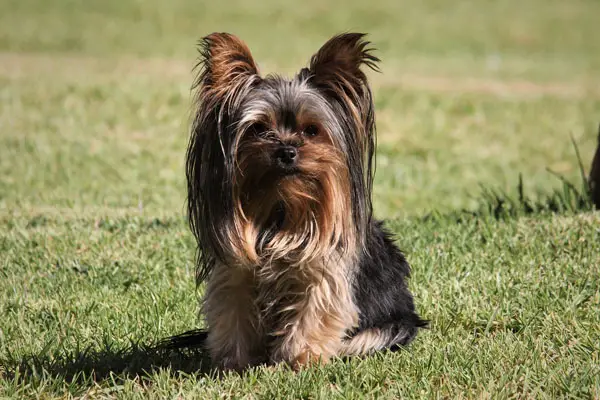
[1, 0, 599, 397]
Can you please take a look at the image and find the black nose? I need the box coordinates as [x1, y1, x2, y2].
[276, 146, 297, 165]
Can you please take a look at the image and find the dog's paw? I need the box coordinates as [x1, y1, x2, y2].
[290, 350, 328, 371]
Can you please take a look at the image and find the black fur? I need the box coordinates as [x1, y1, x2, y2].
[350, 220, 428, 347]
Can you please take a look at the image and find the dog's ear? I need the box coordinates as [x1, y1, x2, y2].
[307, 33, 379, 230]
[187, 33, 260, 277]
[306, 33, 378, 144]
[195, 32, 260, 100]
[307, 33, 379, 108]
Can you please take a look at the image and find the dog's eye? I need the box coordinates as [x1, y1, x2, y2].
[303, 125, 319, 137]
[247, 122, 269, 137]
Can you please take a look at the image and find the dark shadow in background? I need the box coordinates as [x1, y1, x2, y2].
[423, 127, 599, 223]
[589, 124, 600, 208]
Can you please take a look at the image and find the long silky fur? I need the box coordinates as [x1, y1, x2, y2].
[305, 33, 379, 246]
[186, 33, 262, 281]
[184, 32, 426, 371]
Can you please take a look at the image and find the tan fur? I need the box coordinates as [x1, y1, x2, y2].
[340, 327, 393, 356]
[235, 141, 354, 260]
[207, 111, 360, 370]
[199, 33, 259, 101]
[308, 33, 378, 182]
[203, 254, 360, 370]
[203, 263, 263, 371]
[233, 111, 360, 367]
[259, 253, 359, 367]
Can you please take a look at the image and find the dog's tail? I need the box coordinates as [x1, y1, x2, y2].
[340, 318, 428, 356]
[157, 329, 209, 351]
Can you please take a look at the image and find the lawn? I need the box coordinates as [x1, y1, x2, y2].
[1, 0, 599, 398]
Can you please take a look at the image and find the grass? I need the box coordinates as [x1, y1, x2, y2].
[1, 0, 599, 398]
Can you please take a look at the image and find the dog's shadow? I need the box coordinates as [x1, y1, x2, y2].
[7, 330, 215, 384]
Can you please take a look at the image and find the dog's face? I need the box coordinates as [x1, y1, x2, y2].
[234, 77, 348, 231]
[187, 33, 379, 269]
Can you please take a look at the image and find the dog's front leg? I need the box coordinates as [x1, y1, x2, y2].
[203, 264, 264, 371]
[267, 265, 359, 370]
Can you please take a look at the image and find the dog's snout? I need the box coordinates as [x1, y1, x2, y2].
[276, 146, 298, 165]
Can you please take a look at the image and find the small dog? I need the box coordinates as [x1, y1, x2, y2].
[185, 32, 427, 371]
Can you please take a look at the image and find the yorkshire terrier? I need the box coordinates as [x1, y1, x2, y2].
[185, 32, 427, 371]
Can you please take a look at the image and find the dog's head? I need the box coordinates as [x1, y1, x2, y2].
[187, 33, 379, 273]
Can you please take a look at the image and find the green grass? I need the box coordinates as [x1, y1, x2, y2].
[1, 0, 599, 398]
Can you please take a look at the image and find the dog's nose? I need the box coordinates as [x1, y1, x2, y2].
[276, 146, 297, 165]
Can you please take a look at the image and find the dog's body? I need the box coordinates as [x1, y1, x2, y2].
[186, 32, 426, 371]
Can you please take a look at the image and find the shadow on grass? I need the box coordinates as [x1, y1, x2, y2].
[5, 330, 213, 386]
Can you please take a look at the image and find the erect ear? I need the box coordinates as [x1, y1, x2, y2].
[306, 34, 378, 229]
[307, 33, 379, 107]
[195, 32, 260, 100]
